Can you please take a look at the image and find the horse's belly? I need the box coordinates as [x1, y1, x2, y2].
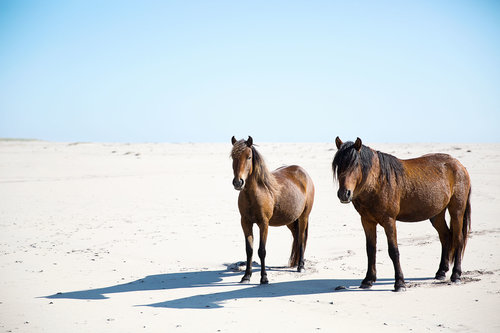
[269, 205, 304, 226]
[397, 210, 441, 222]
[269, 194, 306, 226]
[397, 196, 450, 222]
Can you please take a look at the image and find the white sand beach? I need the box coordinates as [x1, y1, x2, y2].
[0, 140, 499, 332]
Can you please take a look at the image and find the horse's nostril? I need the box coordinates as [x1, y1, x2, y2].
[233, 178, 244, 189]
[337, 188, 352, 202]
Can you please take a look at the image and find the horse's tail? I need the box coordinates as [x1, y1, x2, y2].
[289, 220, 300, 267]
[289, 220, 308, 267]
[461, 188, 472, 256]
[450, 187, 471, 264]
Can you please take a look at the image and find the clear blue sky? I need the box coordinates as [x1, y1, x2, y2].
[1, 1, 499, 143]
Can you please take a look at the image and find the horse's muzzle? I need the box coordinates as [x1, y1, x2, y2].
[337, 188, 352, 203]
[233, 178, 245, 191]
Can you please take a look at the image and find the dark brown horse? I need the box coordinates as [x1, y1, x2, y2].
[333, 137, 471, 291]
[231, 136, 315, 284]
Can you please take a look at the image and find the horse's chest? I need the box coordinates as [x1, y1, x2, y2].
[238, 192, 274, 222]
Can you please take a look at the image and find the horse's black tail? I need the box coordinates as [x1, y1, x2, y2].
[462, 188, 472, 256]
[289, 220, 308, 267]
[289, 220, 299, 267]
[450, 187, 471, 264]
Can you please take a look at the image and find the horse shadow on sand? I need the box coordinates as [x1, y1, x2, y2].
[43, 263, 432, 309]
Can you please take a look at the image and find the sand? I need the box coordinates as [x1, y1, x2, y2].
[0, 140, 499, 332]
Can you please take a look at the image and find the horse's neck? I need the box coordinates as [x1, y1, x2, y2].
[356, 151, 382, 194]
[246, 169, 277, 196]
[356, 152, 406, 197]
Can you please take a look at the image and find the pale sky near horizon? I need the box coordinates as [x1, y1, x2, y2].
[1, 1, 499, 143]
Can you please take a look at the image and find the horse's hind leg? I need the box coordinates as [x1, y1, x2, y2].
[287, 221, 299, 268]
[430, 209, 451, 280]
[297, 215, 309, 272]
[448, 168, 471, 283]
[288, 215, 309, 272]
[448, 198, 467, 283]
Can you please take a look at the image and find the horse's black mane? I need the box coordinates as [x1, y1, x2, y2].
[376, 149, 405, 184]
[332, 141, 404, 185]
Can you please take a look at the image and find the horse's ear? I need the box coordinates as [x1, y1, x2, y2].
[231, 136, 237, 145]
[354, 137, 362, 151]
[246, 136, 253, 147]
[335, 136, 343, 149]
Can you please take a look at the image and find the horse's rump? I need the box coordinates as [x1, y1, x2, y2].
[268, 165, 314, 227]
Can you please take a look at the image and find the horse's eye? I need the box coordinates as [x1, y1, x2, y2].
[247, 156, 252, 160]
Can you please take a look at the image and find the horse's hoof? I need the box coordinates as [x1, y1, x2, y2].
[393, 285, 407, 292]
[435, 272, 446, 281]
[360, 278, 374, 289]
[260, 277, 269, 285]
[297, 267, 304, 273]
[240, 277, 251, 284]
[451, 272, 462, 283]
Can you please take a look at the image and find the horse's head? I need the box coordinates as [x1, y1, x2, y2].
[230, 136, 254, 191]
[332, 136, 364, 203]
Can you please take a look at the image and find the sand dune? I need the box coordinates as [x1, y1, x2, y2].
[1, 140, 499, 332]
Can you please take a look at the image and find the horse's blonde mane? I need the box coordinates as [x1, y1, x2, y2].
[230, 140, 249, 159]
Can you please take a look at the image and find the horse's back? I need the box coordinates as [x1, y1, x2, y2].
[403, 153, 469, 185]
[273, 165, 314, 192]
[397, 153, 470, 221]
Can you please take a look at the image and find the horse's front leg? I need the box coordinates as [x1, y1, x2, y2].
[257, 222, 269, 284]
[240, 218, 253, 283]
[382, 218, 406, 292]
[361, 217, 377, 289]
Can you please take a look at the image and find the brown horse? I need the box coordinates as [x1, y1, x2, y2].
[230, 136, 315, 284]
[332, 137, 471, 291]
